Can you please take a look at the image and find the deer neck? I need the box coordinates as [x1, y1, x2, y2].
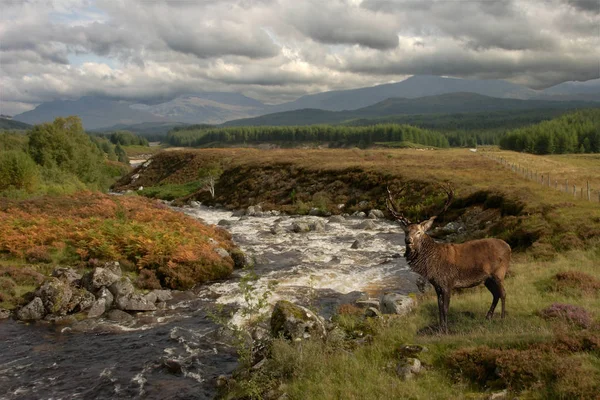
[405, 235, 438, 278]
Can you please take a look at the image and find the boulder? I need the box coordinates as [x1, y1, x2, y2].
[270, 300, 327, 341]
[144, 291, 158, 304]
[91, 267, 120, 290]
[102, 261, 122, 277]
[246, 205, 262, 216]
[106, 309, 134, 323]
[52, 268, 82, 285]
[214, 247, 230, 259]
[152, 290, 173, 302]
[328, 215, 346, 223]
[16, 297, 46, 321]
[352, 211, 366, 218]
[357, 220, 376, 230]
[0, 308, 11, 319]
[356, 299, 380, 310]
[190, 201, 201, 208]
[37, 278, 73, 315]
[380, 293, 415, 316]
[108, 277, 134, 299]
[230, 249, 253, 269]
[96, 286, 114, 309]
[396, 357, 422, 380]
[118, 294, 157, 312]
[365, 307, 382, 318]
[398, 344, 428, 358]
[308, 208, 321, 216]
[67, 288, 95, 313]
[291, 221, 311, 233]
[368, 209, 385, 219]
[350, 240, 363, 249]
[217, 219, 232, 227]
[270, 224, 285, 235]
[87, 298, 107, 318]
[309, 220, 326, 232]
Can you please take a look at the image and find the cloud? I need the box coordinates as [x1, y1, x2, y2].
[0, 0, 598, 115]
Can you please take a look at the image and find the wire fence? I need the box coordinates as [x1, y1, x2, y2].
[483, 153, 600, 203]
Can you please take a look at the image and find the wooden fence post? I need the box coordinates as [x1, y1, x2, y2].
[587, 181, 591, 201]
[573, 185, 577, 198]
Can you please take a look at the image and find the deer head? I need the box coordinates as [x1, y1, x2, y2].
[386, 184, 453, 253]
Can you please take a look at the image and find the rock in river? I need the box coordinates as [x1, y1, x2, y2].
[36, 278, 73, 315]
[16, 297, 46, 321]
[380, 293, 415, 316]
[270, 300, 326, 341]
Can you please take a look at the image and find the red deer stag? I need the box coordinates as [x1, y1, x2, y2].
[386, 185, 511, 333]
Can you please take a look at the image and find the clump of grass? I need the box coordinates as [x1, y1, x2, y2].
[548, 271, 600, 296]
[135, 269, 162, 290]
[539, 303, 593, 328]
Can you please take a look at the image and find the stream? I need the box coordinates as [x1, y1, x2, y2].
[0, 206, 415, 399]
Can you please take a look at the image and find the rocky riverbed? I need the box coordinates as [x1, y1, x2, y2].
[0, 204, 417, 399]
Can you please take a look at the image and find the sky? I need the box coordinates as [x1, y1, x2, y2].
[1, 0, 599, 115]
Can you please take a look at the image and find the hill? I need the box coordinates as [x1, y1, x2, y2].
[224, 93, 599, 127]
[90, 121, 190, 137]
[0, 118, 32, 130]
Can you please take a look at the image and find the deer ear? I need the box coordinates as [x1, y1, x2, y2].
[420, 216, 436, 231]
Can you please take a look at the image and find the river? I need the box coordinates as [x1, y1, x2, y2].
[0, 206, 414, 399]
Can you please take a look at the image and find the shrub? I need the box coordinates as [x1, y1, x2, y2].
[25, 246, 53, 264]
[549, 271, 600, 296]
[136, 269, 162, 290]
[0, 150, 40, 192]
[539, 303, 593, 328]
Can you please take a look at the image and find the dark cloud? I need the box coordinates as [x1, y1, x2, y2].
[0, 0, 598, 115]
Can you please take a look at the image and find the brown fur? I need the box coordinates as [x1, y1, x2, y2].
[402, 217, 511, 332]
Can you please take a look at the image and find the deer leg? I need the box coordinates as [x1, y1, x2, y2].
[484, 277, 500, 319]
[434, 285, 446, 332]
[498, 280, 507, 319]
[442, 289, 451, 333]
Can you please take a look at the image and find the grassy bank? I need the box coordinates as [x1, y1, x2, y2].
[0, 192, 237, 309]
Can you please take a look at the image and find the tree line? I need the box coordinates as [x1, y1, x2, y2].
[166, 124, 450, 148]
[499, 109, 600, 154]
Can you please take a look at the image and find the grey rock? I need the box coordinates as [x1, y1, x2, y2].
[416, 276, 432, 293]
[231, 210, 245, 217]
[37, 278, 73, 315]
[217, 219, 232, 226]
[120, 294, 157, 311]
[368, 209, 385, 219]
[270, 224, 284, 235]
[352, 211, 366, 218]
[102, 261, 122, 277]
[358, 201, 369, 208]
[308, 208, 321, 216]
[356, 300, 380, 310]
[246, 205, 262, 216]
[190, 201, 201, 208]
[0, 308, 11, 319]
[144, 292, 158, 304]
[16, 297, 46, 321]
[309, 220, 325, 232]
[328, 215, 346, 223]
[67, 288, 95, 313]
[142, 159, 152, 168]
[156, 301, 167, 310]
[396, 357, 422, 380]
[270, 300, 327, 341]
[108, 277, 134, 299]
[350, 240, 362, 249]
[380, 293, 415, 315]
[106, 309, 134, 322]
[91, 267, 120, 290]
[214, 247, 230, 258]
[87, 298, 107, 318]
[488, 389, 508, 400]
[358, 220, 377, 230]
[365, 307, 382, 318]
[398, 345, 428, 357]
[291, 221, 311, 233]
[52, 268, 82, 285]
[231, 250, 253, 269]
[152, 290, 173, 302]
[96, 286, 114, 309]
[270, 210, 281, 216]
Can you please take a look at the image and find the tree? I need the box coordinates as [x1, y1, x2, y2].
[198, 163, 223, 198]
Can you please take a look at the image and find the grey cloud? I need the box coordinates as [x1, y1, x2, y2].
[566, 0, 600, 13]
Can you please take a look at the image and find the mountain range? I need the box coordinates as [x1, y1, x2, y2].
[11, 75, 600, 130]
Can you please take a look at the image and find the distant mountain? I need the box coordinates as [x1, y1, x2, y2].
[130, 93, 267, 124]
[14, 97, 167, 130]
[270, 75, 540, 113]
[540, 79, 600, 101]
[224, 93, 599, 127]
[14, 93, 268, 129]
[0, 118, 32, 130]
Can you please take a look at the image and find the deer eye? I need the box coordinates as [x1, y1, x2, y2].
[416, 231, 422, 236]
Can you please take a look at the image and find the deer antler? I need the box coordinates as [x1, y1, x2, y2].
[386, 186, 412, 226]
[436, 183, 454, 217]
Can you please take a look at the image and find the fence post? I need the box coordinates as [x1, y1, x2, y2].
[573, 185, 577, 198]
[565, 179, 568, 193]
[587, 181, 591, 201]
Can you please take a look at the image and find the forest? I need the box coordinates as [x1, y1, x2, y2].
[500, 109, 600, 154]
[166, 123, 450, 148]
